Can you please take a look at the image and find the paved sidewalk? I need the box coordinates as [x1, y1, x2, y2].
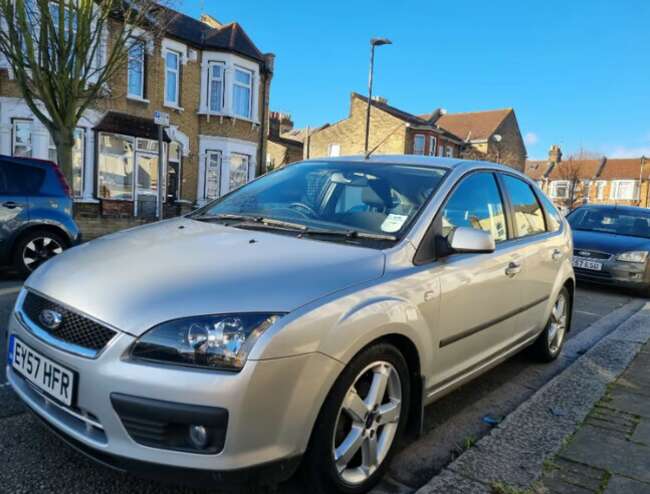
[541, 339, 650, 494]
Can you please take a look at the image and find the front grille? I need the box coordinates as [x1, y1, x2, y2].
[573, 249, 612, 260]
[21, 292, 116, 352]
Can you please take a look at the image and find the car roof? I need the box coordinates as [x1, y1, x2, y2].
[575, 204, 650, 213]
[311, 154, 524, 174]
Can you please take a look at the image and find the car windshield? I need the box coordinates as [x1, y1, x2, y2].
[567, 207, 650, 239]
[192, 161, 447, 242]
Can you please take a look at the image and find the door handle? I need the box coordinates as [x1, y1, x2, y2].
[2, 201, 18, 209]
[552, 249, 562, 262]
[505, 261, 522, 278]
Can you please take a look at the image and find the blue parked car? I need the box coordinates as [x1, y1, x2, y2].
[0, 155, 81, 276]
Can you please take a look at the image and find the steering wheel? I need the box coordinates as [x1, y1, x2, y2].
[288, 202, 317, 218]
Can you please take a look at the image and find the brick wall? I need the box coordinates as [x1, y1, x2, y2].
[309, 95, 407, 158]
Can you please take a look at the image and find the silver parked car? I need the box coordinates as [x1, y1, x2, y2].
[6, 156, 574, 493]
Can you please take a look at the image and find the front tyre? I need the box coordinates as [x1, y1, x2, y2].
[530, 287, 570, 362]
[303, 343, 410, 494]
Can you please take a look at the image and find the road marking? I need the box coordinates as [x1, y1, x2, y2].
[0, 286, 21, 297]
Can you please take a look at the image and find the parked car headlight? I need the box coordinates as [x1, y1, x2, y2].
[131, 313, 284, 371]
[615, 251, 649, 263]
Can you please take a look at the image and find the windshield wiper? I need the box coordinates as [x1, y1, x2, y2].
[193, 213, 263, 222]
[301, 228, 397, 242]
[193, 214, 396, 241]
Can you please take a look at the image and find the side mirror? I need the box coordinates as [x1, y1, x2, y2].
[447, 227, 496, 254]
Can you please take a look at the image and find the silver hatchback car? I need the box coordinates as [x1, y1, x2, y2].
[6, 156, 574, 493]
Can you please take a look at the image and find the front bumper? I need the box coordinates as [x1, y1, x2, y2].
[573, 259, 650, 290]
[6, 311, 343, 480]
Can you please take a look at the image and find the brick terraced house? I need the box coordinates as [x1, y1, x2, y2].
[0, 9, 274, 238]
[526, 145, 650, 211]
[308, 93, 527, 170]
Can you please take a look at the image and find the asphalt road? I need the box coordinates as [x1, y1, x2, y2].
[0, 278, 642, 493]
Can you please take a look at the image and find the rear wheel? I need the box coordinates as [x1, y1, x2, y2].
[13, 230, 66, 277]
[530, 287, 570, 362]
[303, 343, 410, 493]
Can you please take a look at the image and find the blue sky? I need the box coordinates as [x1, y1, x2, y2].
[179, 0, 650, 160]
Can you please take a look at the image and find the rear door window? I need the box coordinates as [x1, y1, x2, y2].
[2, 161, 45, 195]
[501, 175, 546, 238]
[441, 172, 508, 242]
[0, 163, 8, 195]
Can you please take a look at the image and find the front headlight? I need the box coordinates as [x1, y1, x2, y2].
[615, 251, 649, 263]
[131, 313, 283, 371]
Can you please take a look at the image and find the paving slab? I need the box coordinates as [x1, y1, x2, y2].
[604, 475, 650, 494]
[561, 425, 650, 483]
[607, 384, 650, 417]
[630, 419, 650, 445]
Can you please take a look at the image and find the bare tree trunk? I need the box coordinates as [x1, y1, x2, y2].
[52, 127, 75, 185]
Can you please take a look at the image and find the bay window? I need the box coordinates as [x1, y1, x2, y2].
[550, 180, 570, 199]
[49, 128, 85, 197]
[233, 67, 252, 118]
[413, 135, 425, 155]
[610, 180, 638, 200]
[208, 63, 225, 113]
[98, 133, 134, 200]
[428, 136, 437, 156]
[164, 49, 181, 107]
[128, 40, 145, 99]
[12, 119, 32, 157]
[229, 153, 250, 190]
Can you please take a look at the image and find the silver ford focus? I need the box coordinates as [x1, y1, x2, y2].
[6, 156, 574, 493]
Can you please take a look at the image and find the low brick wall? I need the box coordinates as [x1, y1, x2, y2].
[73, 200, 195, 241]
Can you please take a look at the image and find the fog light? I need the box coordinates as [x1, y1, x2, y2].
[189, 425, 209, 449]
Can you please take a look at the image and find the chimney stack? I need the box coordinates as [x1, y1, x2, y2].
[549, 144, 562, 164]
[269, 112, 294, 138]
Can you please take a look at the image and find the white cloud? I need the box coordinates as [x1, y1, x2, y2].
[524, 132, 539, 146]
[608, 145, 650, 158]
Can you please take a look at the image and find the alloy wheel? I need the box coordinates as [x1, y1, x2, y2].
[332, 361, 402, 486]
[548, 293, 567, 354]
[22, 237, 64, 272]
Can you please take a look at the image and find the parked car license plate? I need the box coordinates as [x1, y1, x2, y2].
[8, 336, 76, 407]
[572, 257, 603, 271]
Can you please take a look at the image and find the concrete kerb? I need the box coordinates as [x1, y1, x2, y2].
[416, 302, 650, 494]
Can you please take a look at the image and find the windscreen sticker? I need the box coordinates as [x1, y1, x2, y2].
[381, 214, 408, 233]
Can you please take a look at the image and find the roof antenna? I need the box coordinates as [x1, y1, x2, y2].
[365, 122, 406, 159]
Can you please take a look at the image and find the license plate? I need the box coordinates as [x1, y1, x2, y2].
[8, 336, 76, 407]
[572, 257, 603, 271]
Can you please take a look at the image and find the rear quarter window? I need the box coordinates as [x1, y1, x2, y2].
[538, 192, 562, 232]
[501, 175, 546, 238]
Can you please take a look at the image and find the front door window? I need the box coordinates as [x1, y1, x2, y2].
[136, 153, 159, 218]
[205, 151, 222, 200]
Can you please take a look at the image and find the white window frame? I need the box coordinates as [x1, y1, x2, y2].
[328, 143, 341, 157]
[550, 180, 570, 199]
[610, 180, 638, 201]
[127, 39, 146, 100]
[168, 141, 182, 200]
[164, 48, 181, 108]
[207, 62, 225, 114]
[445, 145, 454, 158]
[204, 150, 222, 201]
[595, 180, 607, 200]
[428, 136, 437, 156]
[413, 134, 425, 155]
[12, 118, 32, 157]
[232, 66, 253, 119]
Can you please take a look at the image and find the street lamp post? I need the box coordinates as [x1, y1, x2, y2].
[491, 134, 502, 163]
[364, 37, 392, 156]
